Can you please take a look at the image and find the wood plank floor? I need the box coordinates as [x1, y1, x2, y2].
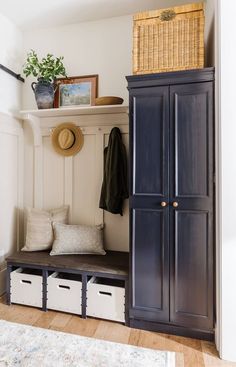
[0, 297, 235, 367]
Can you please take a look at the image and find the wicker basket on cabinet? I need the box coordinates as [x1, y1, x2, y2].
[133, 2, 205, 75]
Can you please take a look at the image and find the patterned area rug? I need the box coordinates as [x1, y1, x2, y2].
[0, 320, 175, 367]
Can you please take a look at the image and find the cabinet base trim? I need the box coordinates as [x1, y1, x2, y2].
[129, 318, 214, 341]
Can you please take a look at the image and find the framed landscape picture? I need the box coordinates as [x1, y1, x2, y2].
[54, 75, 98, 108]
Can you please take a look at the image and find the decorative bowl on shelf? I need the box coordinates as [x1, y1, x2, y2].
[95, 96, 124, 106]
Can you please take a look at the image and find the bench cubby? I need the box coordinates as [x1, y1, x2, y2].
[10, 268, 43, 308]
[47, 272, 82, 315]
[87, 276, 125, 322]
[6, 251, 129, 324]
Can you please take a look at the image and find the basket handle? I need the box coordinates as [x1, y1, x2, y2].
[58, 285, 70, 290]
[21, 280, 31, 284]
[99, 291, 112, 297]
[160, 9, 176, 21]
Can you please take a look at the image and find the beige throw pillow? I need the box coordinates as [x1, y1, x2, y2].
[50, 223, 106, 256]
[22, 206, 69, 252]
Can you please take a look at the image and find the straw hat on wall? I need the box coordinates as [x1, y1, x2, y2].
[51, 123, 84, 156]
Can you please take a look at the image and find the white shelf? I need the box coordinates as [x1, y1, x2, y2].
[20, 105, 129, 147]
[20, 105, 128, 119]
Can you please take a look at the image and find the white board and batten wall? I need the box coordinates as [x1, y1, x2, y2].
[23, 106, 129, 252]
[0, 13, 24, 294]
[0, 113, 24, 294]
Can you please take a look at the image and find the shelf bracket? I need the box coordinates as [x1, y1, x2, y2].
[24, 114, 42, 147]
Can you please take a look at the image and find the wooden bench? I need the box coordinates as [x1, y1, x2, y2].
[6, 251, 129, 323]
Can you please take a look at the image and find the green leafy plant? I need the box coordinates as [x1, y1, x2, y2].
[23, 50, 67, 83]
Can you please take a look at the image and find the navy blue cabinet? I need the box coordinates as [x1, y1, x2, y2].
[127, 68, 214, 341]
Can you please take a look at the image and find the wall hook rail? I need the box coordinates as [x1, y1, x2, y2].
[0, 64, 24, 83]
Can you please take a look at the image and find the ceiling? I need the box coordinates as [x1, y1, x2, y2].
[0, 0, 201, 31]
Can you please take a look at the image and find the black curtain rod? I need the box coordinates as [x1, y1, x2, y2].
[0, 64, 24, 83]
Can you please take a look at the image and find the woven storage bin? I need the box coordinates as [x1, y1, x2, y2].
[133, 2, 205, 74]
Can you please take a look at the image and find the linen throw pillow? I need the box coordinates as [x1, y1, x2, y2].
[22, 206, 69, 252]
[50, 223, 106, 256]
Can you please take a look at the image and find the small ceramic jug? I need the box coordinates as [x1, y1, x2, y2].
[31, 78, 57, 109]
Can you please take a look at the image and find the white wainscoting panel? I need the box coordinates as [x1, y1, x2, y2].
[23, 123, 34, 208]
[23, 108, 129, 252]
[43, 136, 65, 210]
[72, 133, 98, 226]
[0, 113, 23, 294]
[0, 133, 18, 253]
[103, 132, 129, 251]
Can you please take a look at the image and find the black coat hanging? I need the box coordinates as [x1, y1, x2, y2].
[99, 127, 128, 215]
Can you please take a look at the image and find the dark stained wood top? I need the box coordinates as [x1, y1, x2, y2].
[126, 67, 214, 89]
[6, 251, 129, 278]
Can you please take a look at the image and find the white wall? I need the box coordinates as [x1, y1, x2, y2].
[218, 0, 236, 362]
[22, 3, 216, 110]
[22, 15, 132, 109]
[0, 13, 23, 294]
[205, 0, 215, 66]
[0, 13, 23, 114]
[204, 0, 236, 362]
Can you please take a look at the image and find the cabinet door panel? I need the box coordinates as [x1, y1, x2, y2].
[170, 82, 213, 203]
[170, 82, 214, 330]
[175, 93, 208, 197]
[129, 86, 170, 323]
[130, 209, 169, 322]
[170, 210, 213, 329]
[131, 87, 169, 198]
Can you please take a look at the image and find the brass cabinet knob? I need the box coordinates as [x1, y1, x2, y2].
[161, 201, 167, 207]
[172, 202, 179, 208]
